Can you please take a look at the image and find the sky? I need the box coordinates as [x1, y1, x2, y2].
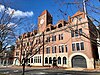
[0, 0, 99, 46]
[0, 0, 100, 34]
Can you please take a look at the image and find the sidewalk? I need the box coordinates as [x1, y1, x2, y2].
[10, 65, 50, 69]
[1, 65, 100, 72]
[65, 68, 100, 72]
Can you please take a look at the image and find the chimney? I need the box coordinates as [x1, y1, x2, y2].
[68, 16, 71, 23]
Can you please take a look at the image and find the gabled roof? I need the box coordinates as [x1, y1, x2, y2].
[72, 11, 84, 18]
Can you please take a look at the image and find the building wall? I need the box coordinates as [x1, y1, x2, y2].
[13, 10, 98, 69]
[97, 38, 100, 59]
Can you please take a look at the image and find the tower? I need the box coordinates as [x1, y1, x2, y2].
[38, 10, 52, 32]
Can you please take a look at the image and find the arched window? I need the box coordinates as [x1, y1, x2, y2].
[49, 57, 52, 64]
[63, 57, 67, 64]
[58, 57, 61, 64]
[31, 33, 34, 36]
[45, 57, 48, 64]
[58, 23, 62, 28]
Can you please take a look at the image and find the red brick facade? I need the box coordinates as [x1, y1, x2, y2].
[13, 10, 98, 69]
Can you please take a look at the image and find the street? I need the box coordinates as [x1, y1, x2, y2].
[0, 66, 100, 75]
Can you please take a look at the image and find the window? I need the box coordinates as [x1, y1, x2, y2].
[72, 43, 75, 51]
[16, 52, 19, 56]
[76, 43, 80, 51]
[59, 34, 63, 40]
[79, 17, 82, 21]
[71, 30, 74, 37]
[65, 45, 68, 52]
[49, 57, 52, 64]
[71, 29, 82, 37]
[61, 45, 64, 52]
[80, 42, 84, 50]
[58, 57, 61, 64]
[75, 29, 78, 37]
[39, 39, 41, 43]
[52, 35, 56, 41]
[46, 37, 50, 42]
[23, 51, 25, 56]
[34, 56, 41, 63]
[72, 42, 84, 51]
[46, 47, 50, 54]
[38, 48, 40, 54]
[59, 34, 60, 40]
[40, 56, 41, 63]
[46, 28, 50, 32]
[79, 28, 82, 35]
[61, 34, 63, 40]
[59, 45, 64, 53]
[31, 58, 33, 63]
[52, 46, 56, 53]
[59, 46, 61, 53]
[58, 24, 62, 28]
[34, 57, 37, 63]
[37, 56, 41, 63]
[36, 39, 38, 44]
[63, 57, 67, 64]
[27, 42, 29, 46]
[17, 44, 20, 48]
[29, 58, 30, 63]
[45, 57, 48, 64]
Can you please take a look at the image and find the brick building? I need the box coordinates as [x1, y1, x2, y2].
[13, 10, 99, 69]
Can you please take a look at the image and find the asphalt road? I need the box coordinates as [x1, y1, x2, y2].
[0, 67, 100, 75]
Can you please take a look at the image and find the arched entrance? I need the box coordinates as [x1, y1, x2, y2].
[53, 57, 57, 66]
[72, 55, 87, 68]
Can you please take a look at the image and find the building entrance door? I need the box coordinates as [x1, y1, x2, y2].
[53, 57, 57, 66]
[72, 55, 87, 68]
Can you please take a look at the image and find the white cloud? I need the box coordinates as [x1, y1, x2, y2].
[12, 10, 33, 18]
[0, 4, 33, 18]
[7, 22, 17, 27]
[0, 5, 5, 12]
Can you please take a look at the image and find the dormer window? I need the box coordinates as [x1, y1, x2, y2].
[51, 26, 56, 30]
[58, 23, 62, 28]
[31, 33, 34, 36]
[27, 33, 30, 37]
[25, 35, 27, 38]
[34, 32, 37, 35]
[79, 17, 82, 21]
[46, 28, 50, 32]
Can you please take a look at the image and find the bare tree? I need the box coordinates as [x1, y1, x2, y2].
[53, 0, 100, 46]
[0, 1, 33, 54]
[15, 31, 47, 75]
[0, 5, 18, 53]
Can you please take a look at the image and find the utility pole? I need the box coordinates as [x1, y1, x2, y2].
[22, 58, 25, 75]
[83, 0, 87, 18]
[42, 32, 44, 66]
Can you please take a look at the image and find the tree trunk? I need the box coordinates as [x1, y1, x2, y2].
[22, 61, 25, 75]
